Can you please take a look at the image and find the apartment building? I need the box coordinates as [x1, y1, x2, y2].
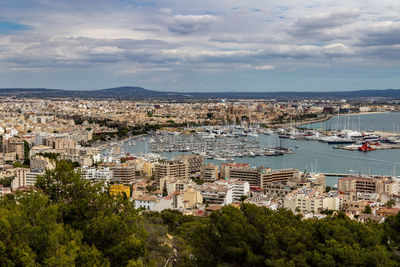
[154, 161, 189, 183]
[284, 188, 341, 213]
[259, 168, 299, 188]
[228, 166, 262, 186]
[200, 182, 233, 206]
[3, 138, 24, 160]
[174, 155, 204, 173]
[200, 179, 250, 205]
[111, 163, 136, 184]
[81, 166, 112, 182]
[228, 180, 250, 202]
[220, 162, 250, 179]
[46, 137, 77, 150]
[201, 163, 219, 182]
[12, 168, 44, 190]
[338, 177, 384, 194]
[265, 182, 299, 198]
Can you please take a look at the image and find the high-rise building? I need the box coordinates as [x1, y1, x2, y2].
[201, 163, 219, 182]
[154, 161, 189, 183]
[259, 169, 299, 188]
[174, 155, 204, 174]
[111, 163, 136, 184]
[3, 138, 24, 160]
[12, 168, 44, 190]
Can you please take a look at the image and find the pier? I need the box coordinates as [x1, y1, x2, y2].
[321, 173, 385, 178]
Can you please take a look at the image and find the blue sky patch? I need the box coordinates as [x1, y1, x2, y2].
[0, 20, 31, 34]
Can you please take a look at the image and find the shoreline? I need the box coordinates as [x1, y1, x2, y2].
[292, 111, 395, 127]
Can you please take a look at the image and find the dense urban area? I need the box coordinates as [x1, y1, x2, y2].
[1, 96, 400, 266]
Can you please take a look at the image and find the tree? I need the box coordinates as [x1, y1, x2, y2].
[325, 186, 332, 193]
[363, 205, 372, 214]
[162, 181, 168, 197]
[240, 195, 248, 202]
[386, 199, 396, 209]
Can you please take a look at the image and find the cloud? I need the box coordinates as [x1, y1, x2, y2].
[167, 14, 219, 35]
[1, 0, 400, 90]
[288, 10, 360, 40]
[357, 22, 400, 46]
[255, 65, 275, 70]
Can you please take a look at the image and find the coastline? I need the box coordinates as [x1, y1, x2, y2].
[285, 111, 394, 127]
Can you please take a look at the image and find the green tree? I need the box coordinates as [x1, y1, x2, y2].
[386, 199, 396, 209]
[363, 205, 372, 214]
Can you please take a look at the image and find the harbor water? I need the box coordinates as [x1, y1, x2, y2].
[122, 112, 400, 187]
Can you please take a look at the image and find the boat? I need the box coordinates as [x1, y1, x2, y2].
[358, 142, 375, 152]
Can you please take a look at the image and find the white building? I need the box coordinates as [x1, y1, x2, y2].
[133, 195, 174, 212]
[12, 168, 44, 190]
[81, 167, 113, 182]
[228, 179, 250, 202]
[284, 188, 341, 213]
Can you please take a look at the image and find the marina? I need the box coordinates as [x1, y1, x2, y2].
[97, 113, 400, 187]
[148, 126, 291, 160]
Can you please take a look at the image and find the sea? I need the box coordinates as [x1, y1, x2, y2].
[122, 112, 400, 187]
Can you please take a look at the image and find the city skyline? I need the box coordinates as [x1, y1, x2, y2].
[1, 1, 400, 91]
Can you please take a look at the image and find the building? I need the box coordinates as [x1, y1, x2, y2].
[109, 184, 130, 197]
[3, 138, 24, 160]
[12, 168, 44, 190]
[0, 185, 11, 196]
[30, 155, 55, 172]
[181, 188, 203, 209]
[174, 155, 204, 173]
[284, 188, 341, 213]
[227, 165, 262, 186]
[338, 177, 384, 194]
[259, 168, 298, 188]
[133, 195, 173, 212]
[265, 182, 299, 198]
[81, 166, 112, 182]
[111, 163, 136, 184]
[46, 137, 77, 150]
[341, 200, 369, 216]
[154, 161, 189, 184]
[220, 163, 250, 179]
[222, 163, 298, 188]
[229, 180, 250, 202]
[200, 182, 233, 206]
[201, 163, 219, 182]
[58, 154, 93, 167]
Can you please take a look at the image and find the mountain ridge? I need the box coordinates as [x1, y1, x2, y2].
[0, 86, 399, 99]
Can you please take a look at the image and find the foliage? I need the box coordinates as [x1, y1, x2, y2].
[192, 178, 205, 185]
[0, 176, 13, 187]
[0, 160, 171, 266]
[386, 199, 396, 209]
[325, 186, 332, 193]
[240, 195, 248, 202]
[13, 161, 29, 168]
[363, 205, 373, 214]
[1, 159, 400, 266]
[174, 204, 398, 266]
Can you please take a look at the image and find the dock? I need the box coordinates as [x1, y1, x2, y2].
[337, 144, 400, 151]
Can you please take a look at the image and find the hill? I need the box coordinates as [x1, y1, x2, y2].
[0, 87, 400, 100]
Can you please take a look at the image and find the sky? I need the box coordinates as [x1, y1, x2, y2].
[1, 0, 400, 92]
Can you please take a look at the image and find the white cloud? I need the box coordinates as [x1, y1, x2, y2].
[255, 65, 275, 70]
